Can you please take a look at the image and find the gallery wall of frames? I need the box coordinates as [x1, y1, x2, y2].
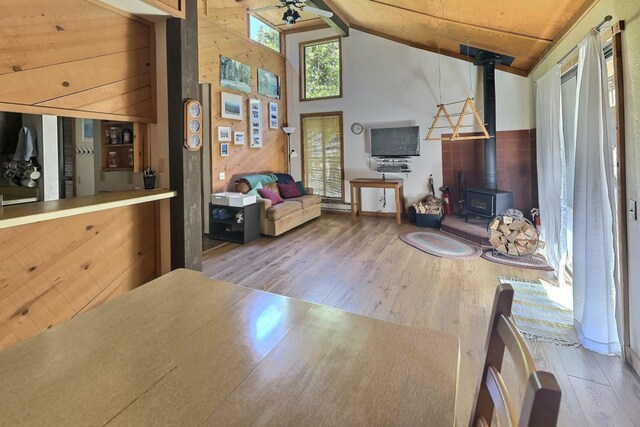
[198, 13, 287, 193]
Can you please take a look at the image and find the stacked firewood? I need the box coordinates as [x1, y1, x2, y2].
[488, 215, 542, 257]
[414, 195, 442, 214]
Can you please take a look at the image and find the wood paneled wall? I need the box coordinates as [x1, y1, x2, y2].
[0, 0, 156, 122]
[0, 203, 158, 351]
[198, 7, 287, 193]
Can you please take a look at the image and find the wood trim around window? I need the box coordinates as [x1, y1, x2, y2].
[300, 111, 345, 203]
[299, 36, 342, 102]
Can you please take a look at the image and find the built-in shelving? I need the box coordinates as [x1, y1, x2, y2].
[101, 121, 148, 173]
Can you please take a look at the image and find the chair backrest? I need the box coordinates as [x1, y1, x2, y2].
[470, 283, 561, 427]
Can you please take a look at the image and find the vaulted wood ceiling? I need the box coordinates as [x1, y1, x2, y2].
[231, 0, 596, 75]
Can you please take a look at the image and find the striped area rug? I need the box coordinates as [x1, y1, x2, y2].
[400, 231, 483, 260]
[499, 277, 580, 346]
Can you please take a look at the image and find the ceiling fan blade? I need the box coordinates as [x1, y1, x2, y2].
[300, 5, 333, 18]
[248, 5, 284, 13]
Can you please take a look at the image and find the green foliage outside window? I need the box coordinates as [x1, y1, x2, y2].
[303, 39, 341, 99]
[250, 16, 280, 52]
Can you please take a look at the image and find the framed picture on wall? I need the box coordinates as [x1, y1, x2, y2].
[221, 92, 243, 120]
[82, 119, 93, 142]
[217, 126, 231, 142]
[220, 55, 251, 93]
[233, 131, 245, 145]
[258, 69, 280, 99]
[220, 143, 229, 157]
[248, 98, 262, 148]
[268, 102, 278, 129]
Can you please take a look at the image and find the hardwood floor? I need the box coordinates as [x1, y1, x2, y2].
[203, 213, 640, 426]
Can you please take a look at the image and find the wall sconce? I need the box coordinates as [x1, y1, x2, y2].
[282, 126, 297, 174]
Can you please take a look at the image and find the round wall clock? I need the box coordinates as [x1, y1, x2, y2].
[184, 99, 203, 151]
[351, 122, 364, 135]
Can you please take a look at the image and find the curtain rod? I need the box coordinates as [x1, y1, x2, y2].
[556, 15, 613, 65]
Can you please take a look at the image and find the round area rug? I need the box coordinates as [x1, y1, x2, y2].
[400, 231, 482, 260]
[481, 250, 554, 271]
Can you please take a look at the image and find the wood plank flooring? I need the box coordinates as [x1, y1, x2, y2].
[203, 213, 640, 426]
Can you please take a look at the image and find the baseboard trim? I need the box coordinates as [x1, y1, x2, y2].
[359, 211, 397, 218]
[323, 208, 350, 215]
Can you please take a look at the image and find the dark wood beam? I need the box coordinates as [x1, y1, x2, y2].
[306, 0, 349, 37]
[166, 0, 203, 270]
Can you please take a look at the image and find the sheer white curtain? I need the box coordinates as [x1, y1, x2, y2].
[535, 65, 567, 276]
[572, 30, 621, 355]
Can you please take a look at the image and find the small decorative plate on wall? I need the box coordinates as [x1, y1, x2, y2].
[351, 122, 364, 135]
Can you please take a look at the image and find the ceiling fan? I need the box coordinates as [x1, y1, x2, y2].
[249, 0, 334, 25]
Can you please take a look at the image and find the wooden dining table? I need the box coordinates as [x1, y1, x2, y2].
[0, 269, 460, 426]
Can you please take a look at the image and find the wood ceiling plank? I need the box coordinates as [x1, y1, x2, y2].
[370, 0, 588, 41]
[329, 0, 590, 73]
[350, 24, 529, 77]
[344, 2, 542, 71]
[368, 0, 553, 42]
[530, 0, 600, 74]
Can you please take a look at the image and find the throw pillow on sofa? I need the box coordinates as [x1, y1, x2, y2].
[258, 188, 284, 205]
[246, 181, 263, 199]
[277, 181, 302, 199]
[295, 181, 307, 195]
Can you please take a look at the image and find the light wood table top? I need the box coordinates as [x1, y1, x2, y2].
[0, 269, 459, 426]
[349, 178, 406, 224]
[0, 188, 176, 229]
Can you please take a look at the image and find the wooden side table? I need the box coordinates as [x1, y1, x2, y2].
[349, 178, 405, 224]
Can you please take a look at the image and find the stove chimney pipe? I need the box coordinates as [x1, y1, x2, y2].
[474, 51, 505, 191]
[482, 60, 497, 190]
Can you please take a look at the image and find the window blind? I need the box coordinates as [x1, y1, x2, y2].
[302, 115, 343, 200]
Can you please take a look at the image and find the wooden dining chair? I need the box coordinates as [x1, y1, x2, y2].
[470, 283, 561, 427]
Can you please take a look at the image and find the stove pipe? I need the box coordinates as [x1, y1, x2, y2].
[473, 50, 505, 191]
[482, 60, 497, 190]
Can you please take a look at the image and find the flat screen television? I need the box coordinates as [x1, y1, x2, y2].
[370, 126, 420, 157]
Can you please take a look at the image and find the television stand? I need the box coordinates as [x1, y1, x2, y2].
[349, 178, 405, 224]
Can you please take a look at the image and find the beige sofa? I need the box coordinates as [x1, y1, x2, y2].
[233, 181, 321, 236]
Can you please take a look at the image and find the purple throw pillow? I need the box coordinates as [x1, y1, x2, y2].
[277, 181, 302, 199]
[258, 188, 284, 205]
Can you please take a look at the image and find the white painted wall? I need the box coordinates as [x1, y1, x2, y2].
[531, 0, 640, 367]
[74, 119, 96, 197]
[285, 28, 531, 213]
[22, 114, 59, 201]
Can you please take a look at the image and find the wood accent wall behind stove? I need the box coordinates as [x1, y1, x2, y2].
[441, 129, 538, 215]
